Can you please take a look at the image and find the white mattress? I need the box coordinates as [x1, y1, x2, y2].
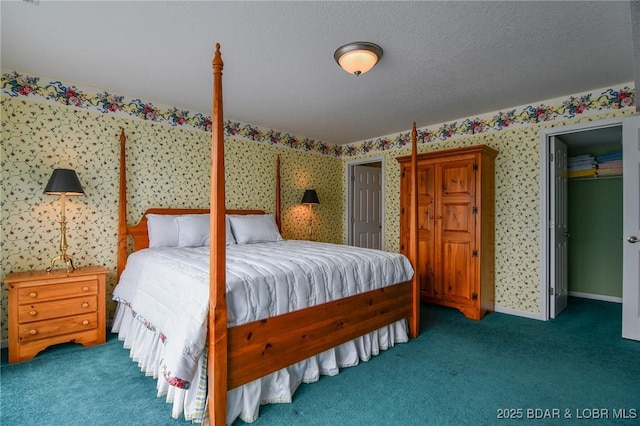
[112, 240, 414, 423]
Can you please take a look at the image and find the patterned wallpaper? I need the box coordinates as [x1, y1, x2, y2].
[0, 68, 636, 341]
[0, 97, 344, 340]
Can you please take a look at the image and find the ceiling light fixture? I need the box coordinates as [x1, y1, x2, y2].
[334, 42, 383, 76]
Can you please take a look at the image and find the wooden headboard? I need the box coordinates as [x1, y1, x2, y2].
[126, 208, 265, 253]
[116, 128, 282, 278]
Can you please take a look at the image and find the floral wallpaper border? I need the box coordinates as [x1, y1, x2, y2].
[342, 86, 634, 156]
[2, 69, 635, 157]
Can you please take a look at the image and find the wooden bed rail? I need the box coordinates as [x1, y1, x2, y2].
[227, 281, 412, 388]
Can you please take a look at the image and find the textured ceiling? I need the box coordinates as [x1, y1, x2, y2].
[1, 1, 635, 145]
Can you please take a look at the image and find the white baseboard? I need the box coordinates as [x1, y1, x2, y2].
[492, 293, 622, 321]
[494, 305, 544, 320]
[569, 291, 622, 304]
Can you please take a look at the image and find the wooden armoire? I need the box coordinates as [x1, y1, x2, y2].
[397, 145, 498, 320]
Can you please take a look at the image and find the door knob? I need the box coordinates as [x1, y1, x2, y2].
[628, 235, 639, 243]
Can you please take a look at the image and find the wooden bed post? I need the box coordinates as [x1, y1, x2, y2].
[209, 43, 228, 426]
[409, 123, 420, 338]
[117, 128, 127, 280]
[275, 155, 281, 231]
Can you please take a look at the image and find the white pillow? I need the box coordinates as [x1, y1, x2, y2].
[228, 214, 282, 244]
[147, 213, 236, 248]
[225, 216, 235, 245]
[175, 214, 210, 247]
[173, 214, 236, 247]
[147, 214, 179, 248]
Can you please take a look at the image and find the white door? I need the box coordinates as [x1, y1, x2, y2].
[622, 115, 640, 341]
[550, 136, 569, 318]
[352, 164, 382, 249]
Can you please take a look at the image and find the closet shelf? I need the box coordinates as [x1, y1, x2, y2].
[570, 174, 621, 181]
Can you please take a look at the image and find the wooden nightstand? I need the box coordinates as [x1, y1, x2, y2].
[3, 265, 108, 363]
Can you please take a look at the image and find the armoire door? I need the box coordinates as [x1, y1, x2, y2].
[418, 165, 436, 299]
[400, 165, 435, 299]
[435, 158, 477, 306]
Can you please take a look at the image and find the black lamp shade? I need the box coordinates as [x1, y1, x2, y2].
[44, 169, 85, 195]
[301, 189, 319, 204]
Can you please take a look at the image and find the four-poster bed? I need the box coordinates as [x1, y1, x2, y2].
[112, 44, 421, 425]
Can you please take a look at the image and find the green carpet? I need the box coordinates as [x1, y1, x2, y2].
[1, 298, 638, 425]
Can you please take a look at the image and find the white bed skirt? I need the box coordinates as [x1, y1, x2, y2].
[111, 302, 409, 424]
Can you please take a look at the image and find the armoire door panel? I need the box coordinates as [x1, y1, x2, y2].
[418, 166, 433, 195]
[418, 238, 435, 298]
[441, 162, 474, 196]
[403, 167, 433, 198]
[418, 202, 433, 231]
[440, 241, 473, 301]
[440, 202, 474, 233]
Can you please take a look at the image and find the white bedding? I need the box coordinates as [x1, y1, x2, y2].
[112, 240, 414, 423]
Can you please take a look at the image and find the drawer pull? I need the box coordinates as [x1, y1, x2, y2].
[82, 286, 89, 292]
[29, 329, 37, 336]
[29, 292, 37, 298]
[82, 302, 89, 308]
[82, 320, 90, 326]
[29, 310, 37, 316]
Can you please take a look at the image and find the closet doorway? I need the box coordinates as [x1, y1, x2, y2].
[345, 157, 384, 250]
[540, 116, 640, 341]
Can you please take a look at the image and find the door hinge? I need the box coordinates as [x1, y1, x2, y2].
[471, 292, 478, 301]
[550, 153, 554, 162]
[351, 175, 356, 182]
[550, 287, 555, 296]
[472, 249, 478, 257]
[401, 207, 405, 214]
[400, 244, 405, 251]
[402, 170, 405, 178]
[351, 216, 355, 224]
[473, 163, 478, 171]
[472, 206, 478, 214]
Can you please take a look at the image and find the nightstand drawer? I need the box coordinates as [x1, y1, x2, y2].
[18, 295, 98, 323]
[17, 280, 97, 303]
[18, 312, 98, 342]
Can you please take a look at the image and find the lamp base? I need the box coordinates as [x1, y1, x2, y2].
[46, 254, 76, 273]
[48, 214, 77, 273]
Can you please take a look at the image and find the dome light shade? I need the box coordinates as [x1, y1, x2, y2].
[334, 42, 383, 76]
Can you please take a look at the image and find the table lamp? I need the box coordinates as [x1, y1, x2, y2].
[301, 189, 320, 240]
[44, 168, 85, 272]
